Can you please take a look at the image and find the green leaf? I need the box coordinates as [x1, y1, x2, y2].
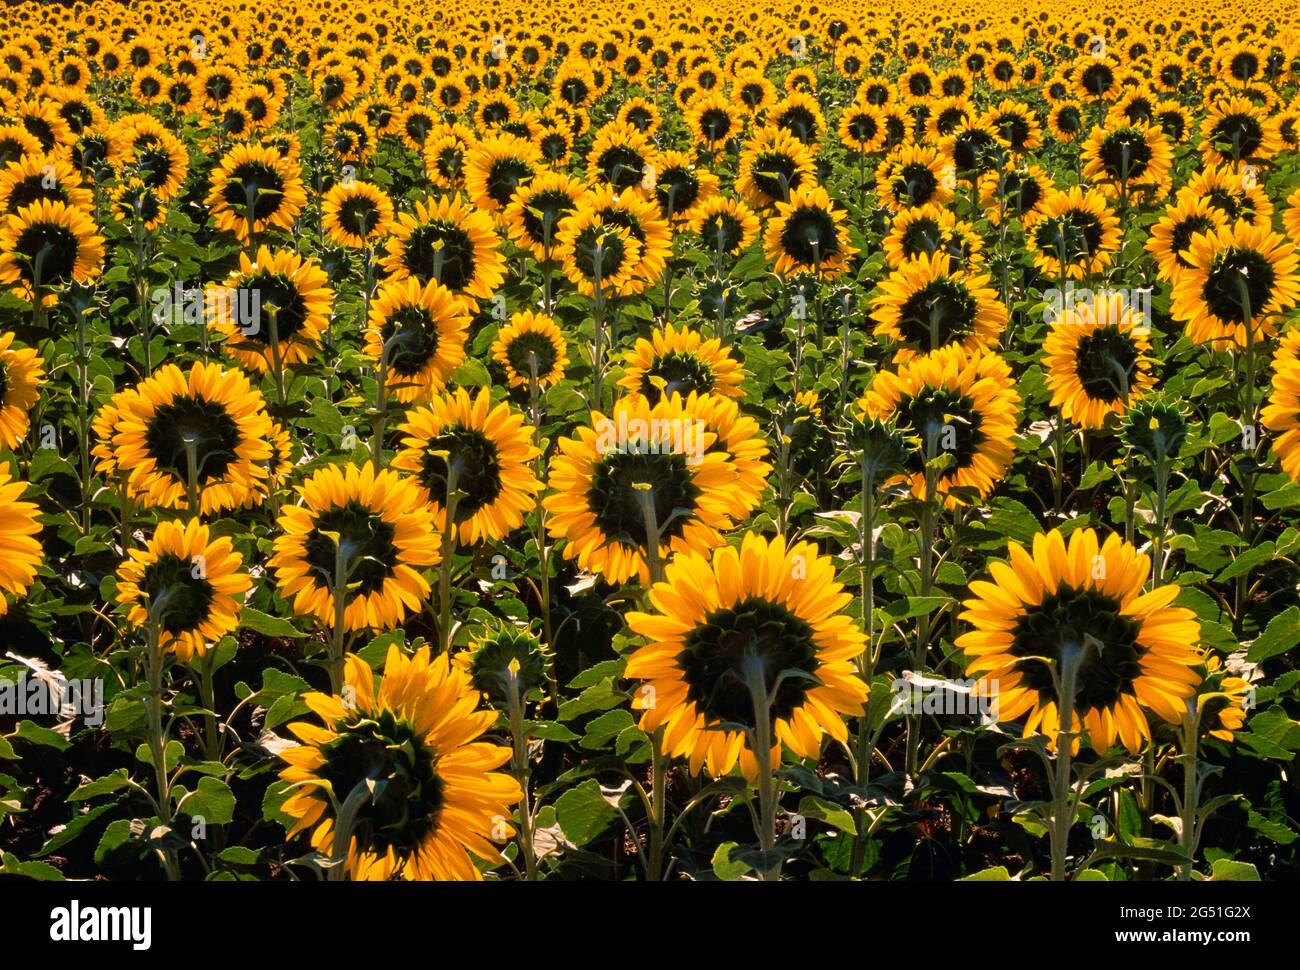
[36, 798, 123, 858]
[11, 720, 70, 751]
[238, 607, 306, 638]
[959, 866, 1012, 881]
[1247, 606, 1300, 662]
[796, 795, 857, 835]
[69, 768, 133, 801]
[1209, 859, 1261, 881]
[711, 841, 751, 880]
[0, 851, 65, 880]
[177, 776, 236, 825]
[554, 778, 620, 845]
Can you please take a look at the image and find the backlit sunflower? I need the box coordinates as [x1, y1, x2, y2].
[0, 198, 103, 302]
[685, 92, 741, 152]
[553, 206, 643, 299]
[543, 393, 746, 586]
[652, 150, 719, 224]
[859, 344, 1020, 507]
[423, 127, 471, 192]
[1262, 353, 1300, 484]
[464, 133, 542, 220]
[322, 180, 393, 250]
[111, 361, 274, 515]
[736, 126, 816, 210]
[205, 142, 306, 242]
[690, 195, 760, 258]
[0, 331, 43, 449]
[617, 323, 745, 404]
[763, 184, 857, 280]
[883, 203, 984, 270]
[1081, 121, 1172, 200]
[1146, 192, 1230, 285]
[391, 387, 540, 545]
[1043, 291, 1157, 429]
[269, 463, 440, 632]
[109, 178, 167, 232]
[1198, 96, 1281, 170]
[1185, 163, 1272, 228]
[838, 101, 887, 155]
[956, 527, 1203, 753]
[626, 531, 868, 778]
[491, 310, 568, 390]
[107, 116, 189, 200]
[364, 277, 470, 403]
[1198, 655, 1250, 744]
[0, 466, 40, 616]
[502, 170, 585, 263]
[1025, 185, 1121, 281]
[278, 645, 521, 880]
[875, 144, 956, 212]
[0, 153, 93, 215]
[454, 622, 551, 707]
[115, 518, 252, 663]
[872, 251, 1007, 361]
[583, 184, 672, 294]
[209, 246, 334, 374]
[1171, 222, 1300, 349]
[382, 194, 505, 302]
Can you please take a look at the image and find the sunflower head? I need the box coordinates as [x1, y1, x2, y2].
[491, 309, 568, 390]
[1121, 395, 1189, 464]
[455, 622, 551, 707]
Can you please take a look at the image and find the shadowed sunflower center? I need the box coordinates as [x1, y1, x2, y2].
[139, 552, 216, 634]
[993, 114, 1031, 148]
[1202, 247, 1276, 323]
[780, 206, 840, 264]
[305, 500, 399, 594]
[752, 151, 800, 200]
[381, 306, 439, 376]
[485, 157, 533, 207]
[520, 189, 575, 246]
[588, 450, 700, 546]
[847, 112, 880, 142]
[626, 106, 653, 129]
[504, 331, 558, 380]
[698, 108, 733, 140]
[1211, 114, 1263, 157]
[596, 145, 645, 191]
[1099, 130, 1154, 179]
[1008, 585, 1143, 712]
[135, 146, 175, 190]
[6, 176, 63, 213]
[679, 596, 820, 725]
[896, 278, 977, 347]
[1080, 62, 1115, 94]
[338, 195, 381, 237]
[897, 388, 983, 472]
[318, 710, 444, 856]
[900, 218, 944, 257]
[777, 106, 817, 143]
[656, 169, 700, 217]
[434, 146, 464, 179]
[0, 362, 9, 400]
[1073, 326, 1139, 402]
[1205, 190, 1247, 222]
[641, 351, 713, 402]
[404, 222, 476, 291]
[221, 163, 286, 219]
[1169, 215, 1215, 264]
[418, 426, 503, 521]
[1034, 211, 1103, 264]
[701, 212, 743, 253]
[573, 226, 629, 281]
[892, 163, 939, 205]
[14, 221, 79, 285]
[245, 272, 307, 340]
[144, 396, 242, 483]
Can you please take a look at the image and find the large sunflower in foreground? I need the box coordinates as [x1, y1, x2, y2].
[956, 527, 1203, 753]
[381, 194, 505, 301]
[491, 309, 568, 390]
[544, 393, 747, 585]
[1171, 222, 1300, 349]
[269, 463, 440, 632]
[763, 184, 857, 280]
[1145, 192, 1229, 285]
[204, 142, 306, 242]
[115, 518, 252, 662]
[872, 251, 1006, 361]
[617, 323, 745, 404]
[209, 246, 335, 373]
[1043, 292, 1157, 429]
[0, 467, 41, 617]
[391, 387, 540, 545]
[859, 344, 1020, 507]
[0, 331, 44, 449]
[626, 531, 869, 778]
[363, 277, 470, 403]
[321, 180, 394, 250]
[0, 198, 104, 301]
[278, 645, 521, 880]
[111, 361, 274, 515]
[1025, 185, 1121, 282]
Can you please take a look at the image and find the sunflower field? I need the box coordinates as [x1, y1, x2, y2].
[0, 0, 1299, 889]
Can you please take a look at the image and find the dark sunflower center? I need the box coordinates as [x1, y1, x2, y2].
[588, 450, 700, 546]
[434, 145, 464, 180]
[595, 145, 644, 192]
[1169, 215, 1215, 266]
[698, 108, 733, 141]
[0, 361, 8, 400]
[1202, 247, 1277, 323]
[485, 156, 533, 207]
[895, 277, 977, 348]
[1211, 113, 1263, 158]
[403, 222, 476, 291]
[678, 596, 820, 725]
[381, 306, 439, 376]
[640, 351, 713, 403]
[935, 107, 965, 136]
[655, 168, 700, 218]
[847, 112, 879, 142]
[1098, 129, 1153, 179]
[1034, 211, 1103, 266]
[304, 500, 398, 594]
[417, 426, 503, 521]
[1080, 62, 1115, 95]
[777, 106, 817, 144]
[952, 130, 999, 171]
[143, 395, 242, 484]
[14, 220, 80, 285]
[751, 151, 801, 201]
[701, 211, 743, 253]
[993, 113, 1031, 148]
[1008, 584, 1143, 712]
[572, 225, 629, 281]
[318, 710, 445, 857]
[139, 552, 216, 634]
[504, 331, 558, 380]
[1054, 105, 1083, 135]
[338, 195, 381, 238]
[244, 272, 307, 341]
[897, 388, 983, 472]
[900, 217, 944, 258]
[1073, 326, 1139, 402]
[220, 162, 286, 219]
[779, 206, 839, 265]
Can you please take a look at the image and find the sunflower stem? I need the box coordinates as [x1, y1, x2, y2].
[505, 665, 538, 880]
[1048, 639, 1087, 881]
[633, 482, 663, 586]
[1176, 710, 1201, 881]
[267, 305, 288, 410]
[143, 611, 181, 881]
[326, 540, 355, 694]
[647, 725, 668, 881]
[741, 654, 780, 881]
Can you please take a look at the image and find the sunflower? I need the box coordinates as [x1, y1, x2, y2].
[685, 92, 741, 152]
[115, 518, 252, 663]
[875, 144, 956, 212]
[422, 127, 471, 192]
[0, 153, 93, 215]
[0, 198, 104, 301]
[983, 101, 1042, 153]
[491, 310, 568, 390]
[1043, 291, 1157, 429]
[109, 116, 189, 200]
[1262, 352, 1300, 484]
[617, 97, 662, 136]
[111, 361, 274, 515]
[553, 206, 644, 299]
[1198, 96, 1281, 170]
[586, 121, 658, 196]
[1145, 192, 1229, 285]
[205, 142, 306, 242]
[382, 194, 505, 302]
[652, 150, 719, 224]
[977, 164, 1050, 226]
[454, 622, 551, 707]
[736, 126, 816, 210]
[0, 330, 44, 449]
[617, 323, 745, 404]
[1185, 163, 1272, 228]
[0, 466, 41, 616]
[689, 195, 760, 259]
[391, 387, 540, 546]
[278, 645, 521, 880]
[501, 170, 584, 264]
[872, 251, 1006, 361]
[1170, 222, 1300, 349]
[956, 527, 1203, 753]
[625, 531, 868, 778]
[1081, 121, 1173, 200]
[269, 463, 440, 632]
[859, 344, 1020, 507]
[544, 393, 748, 586]
[838, 101, 887, 155]
[763, 184, 856, 280]
[1047, 100, 1086, 143]
[583, 184, 672, 294]
[322, 180, 393, 249]
[1025, 185, 1121, 282]
[1199, 661, 1250, 744]
[363, 277, 470, 403]
[464, 133, 542, 220]
[683, 389, 772, 519]
[770, 91, 826, 150]
[209, 246, 334, 374]
[882, 203, 984, 270]
[1287, 189, 1300, 246]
